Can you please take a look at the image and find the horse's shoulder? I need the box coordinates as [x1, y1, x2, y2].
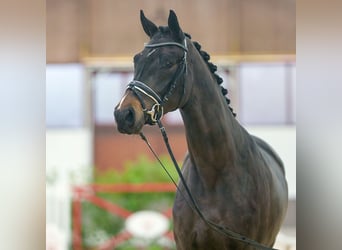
[251, 135, 285, 174]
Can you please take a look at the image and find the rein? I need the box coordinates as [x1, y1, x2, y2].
[133, 39, 278, 250]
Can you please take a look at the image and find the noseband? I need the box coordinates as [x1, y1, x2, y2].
[127, 39, 188, 124]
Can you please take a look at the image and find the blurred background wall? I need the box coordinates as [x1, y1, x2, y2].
[46, 1, 295, 249]
[47, 0, 295, 62]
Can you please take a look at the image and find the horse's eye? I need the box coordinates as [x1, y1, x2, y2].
[163, 61, 174, 69]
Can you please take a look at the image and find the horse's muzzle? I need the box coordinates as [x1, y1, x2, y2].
[114, 107, 136, 134]
[114, 104, 146, 134]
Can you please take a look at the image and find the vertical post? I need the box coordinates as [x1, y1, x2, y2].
[83, 67, 94, 169]
[72, 189, 83, 250]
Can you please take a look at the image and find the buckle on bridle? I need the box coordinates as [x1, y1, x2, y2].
[146, 103, 164, 124]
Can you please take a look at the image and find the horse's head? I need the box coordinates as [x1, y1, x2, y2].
[114, 10, 189, 134]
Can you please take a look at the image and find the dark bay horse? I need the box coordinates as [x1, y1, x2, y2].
[114, 10, 288, 250]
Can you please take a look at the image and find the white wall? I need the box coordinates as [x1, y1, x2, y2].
[46, 128, 92, 180]
[46, 64, 85, 127]
[246, 126, 296, 199]
[46, 128, 93, 249]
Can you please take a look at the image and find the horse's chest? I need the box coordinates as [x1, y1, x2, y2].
[172, 192, 230, 249]
[172, 178, 256, 249]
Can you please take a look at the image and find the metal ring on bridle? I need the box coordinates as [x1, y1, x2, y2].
[146, 103, 164, 123]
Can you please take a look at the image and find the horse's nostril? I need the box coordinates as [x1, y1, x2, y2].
[114, 107, 135, 128]
[125, 108, 135, 126]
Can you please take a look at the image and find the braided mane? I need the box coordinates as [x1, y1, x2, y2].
[185, 33, 236, 117]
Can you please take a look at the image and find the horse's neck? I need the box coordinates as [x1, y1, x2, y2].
[181, 84, 240, 165]
[180, 53, 246, 186]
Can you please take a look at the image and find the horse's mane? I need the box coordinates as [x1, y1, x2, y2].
[185, 33, 236, 117]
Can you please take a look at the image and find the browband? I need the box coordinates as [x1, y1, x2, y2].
[145, 42, 188, 52]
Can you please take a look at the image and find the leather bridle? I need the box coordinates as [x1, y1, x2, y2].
[127, 39, 188, 125]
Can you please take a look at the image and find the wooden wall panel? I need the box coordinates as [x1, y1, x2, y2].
[46, 0, 295, 62]
[88, 0, 240, 56]
[46, 0, 85, 62]
[240, 0, 276, 53]
[274, 0, 296, 53]
[240, 0, 295, 53]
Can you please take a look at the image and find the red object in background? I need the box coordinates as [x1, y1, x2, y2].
[94, 126, 187, 171]
[72, 183, 176, 250]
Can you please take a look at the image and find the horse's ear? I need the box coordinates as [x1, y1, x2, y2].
[140, 10, 158, 38]
[168, 10, 185, 41]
